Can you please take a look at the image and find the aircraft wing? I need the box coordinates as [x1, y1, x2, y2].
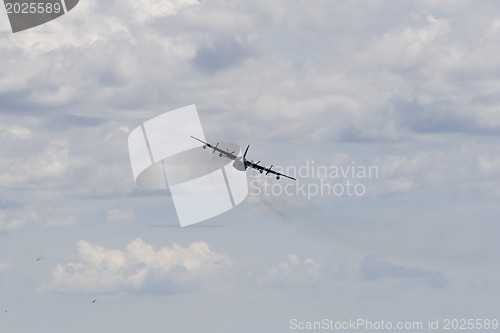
[190, 136, 238, 160]
[246, 161, 296, 181]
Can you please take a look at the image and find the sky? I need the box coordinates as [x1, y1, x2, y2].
[1, 0, 500, 332]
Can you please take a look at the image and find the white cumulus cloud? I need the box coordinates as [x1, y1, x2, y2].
[39, 238, 232, 294]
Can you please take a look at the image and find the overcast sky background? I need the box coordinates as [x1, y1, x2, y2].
[1, 0, 500, 332]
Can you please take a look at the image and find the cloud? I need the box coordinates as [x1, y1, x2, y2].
[361, 255, 448, 288]
[0, 117, 137, 232]
[1, 0, 499, 143]
[0, 2, 499, 331]
[114, 0, 199, 23]
[190, 38, 253, 74]
[0, 0, 498, 253]
[1, 125, 32, 140]
[0, 139, 84, 187]
[43, 115, 107, 131]
[0, 197, 23, 210]
[356, 15, 449, 70]
[45, 215, 77, 227]
[258, 254, 321, 289]
[0, 211, 33, 231]
[369, 143, 500, 197]
[106, 208, 133, 222]
[39, 238, 232, 294]
[467, 276, 500, 289]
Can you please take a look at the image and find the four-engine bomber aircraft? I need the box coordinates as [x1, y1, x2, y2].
[191, 136, 296, 181]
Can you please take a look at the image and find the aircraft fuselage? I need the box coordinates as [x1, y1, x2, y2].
[232, 156, 247, 171]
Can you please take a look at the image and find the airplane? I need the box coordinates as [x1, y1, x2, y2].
[191, 136, 296, 181]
